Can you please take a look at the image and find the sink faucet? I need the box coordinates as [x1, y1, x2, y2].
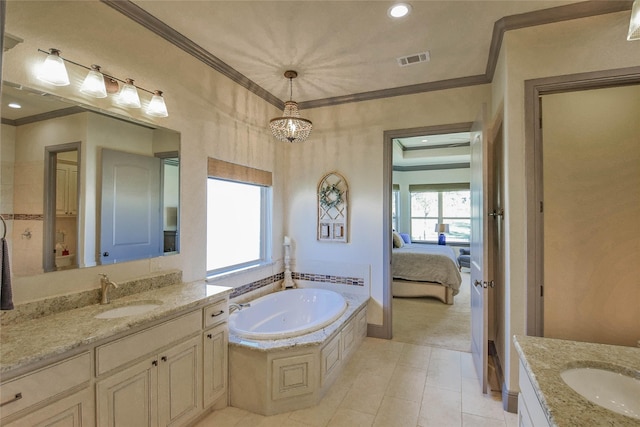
[99, 273, 118, 305]
[229, 303, 250, 313]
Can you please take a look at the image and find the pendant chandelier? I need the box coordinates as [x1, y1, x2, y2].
[269, 70, 312, 143]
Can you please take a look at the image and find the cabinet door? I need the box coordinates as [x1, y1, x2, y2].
[56, 167, 69, 216]
[203, 323, 228, 408]
[96, 356, 158, 427]
[67, 167, 78, 215]
[2, 388, 93, 427]
[158, 337, 201, 427]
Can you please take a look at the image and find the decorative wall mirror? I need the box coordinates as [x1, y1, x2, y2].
[317, 172, 348, 243]
[0, 82, 181, 277]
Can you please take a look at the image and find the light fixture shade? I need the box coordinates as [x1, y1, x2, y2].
[80, 65, 107, 98]
[434, 223, 450, 233]
[147, 90, 169, 117]
[117, 79, 141, 108]
[628, 0, 640, 41]
[270, 101, 313, 143]
[37, 49, 70, 86]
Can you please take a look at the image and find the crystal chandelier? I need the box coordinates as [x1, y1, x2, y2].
[269, 70, 312, 143]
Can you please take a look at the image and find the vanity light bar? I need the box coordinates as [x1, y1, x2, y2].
[37, 48, 168, 118]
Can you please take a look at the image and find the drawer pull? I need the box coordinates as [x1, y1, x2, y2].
[210, 310, 225, 317]
[152, 360, 158, 366]
[0, 392, 23, 407]
[161, 356, 168, 362]
[207, 333, 213, 339]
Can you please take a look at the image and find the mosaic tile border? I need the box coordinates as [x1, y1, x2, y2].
[9, 214, 44, 221]
[229, 271, 365, 298]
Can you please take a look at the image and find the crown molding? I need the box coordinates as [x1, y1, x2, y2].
[102, 0, 633, 110]
[100, 0, 284, 110]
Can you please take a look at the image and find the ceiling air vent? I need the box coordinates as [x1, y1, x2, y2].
[396, 51, 430, 67]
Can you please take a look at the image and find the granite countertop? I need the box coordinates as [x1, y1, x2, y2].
[1, 282, 232, 377]
[229, 292, 368, 351]
[513, 335, 640, 427]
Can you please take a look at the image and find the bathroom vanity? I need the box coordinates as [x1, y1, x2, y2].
[0, 279, 232, 426]
[513, 335, 639, 427]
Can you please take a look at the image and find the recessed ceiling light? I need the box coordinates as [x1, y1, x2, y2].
[8, 102, 22, 109]
[388, 3, 411, 19]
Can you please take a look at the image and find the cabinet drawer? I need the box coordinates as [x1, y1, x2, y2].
[96, 310, 201, 376]
[0, 352, 91, 419]
[203, 299, 228, 328]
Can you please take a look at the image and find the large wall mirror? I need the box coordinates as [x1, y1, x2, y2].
[1, 82, 180, 277]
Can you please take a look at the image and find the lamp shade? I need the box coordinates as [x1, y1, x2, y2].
[434, 223, 450, 233]
[80, 65, 107, 98]
[147, 90, 169, 117]
[269, 101, 313, 143]
[116, 78, 141, 108]
[37, 49, 70, 86]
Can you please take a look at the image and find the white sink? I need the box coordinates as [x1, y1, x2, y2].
[561, 367, 640, 419]
[95, 301, 162, 319]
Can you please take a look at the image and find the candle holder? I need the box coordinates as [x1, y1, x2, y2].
[282, 236, 296, 290]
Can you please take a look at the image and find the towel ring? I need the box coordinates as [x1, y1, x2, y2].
[0, 214, 6, 239]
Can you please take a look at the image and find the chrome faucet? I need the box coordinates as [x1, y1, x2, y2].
[229, 303, 250, 313]
[99, 273, 118, 305]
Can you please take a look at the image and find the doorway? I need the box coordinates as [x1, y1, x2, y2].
[382, 122, 473, 345]
[44, 142, 81, 272]
[525, 67, 640, 342]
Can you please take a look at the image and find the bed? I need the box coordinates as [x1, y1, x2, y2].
[392, 243, 462, 304]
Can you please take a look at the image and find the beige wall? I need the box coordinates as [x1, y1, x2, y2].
[500, 10, 640, 394]
[542, 85, 640, 347]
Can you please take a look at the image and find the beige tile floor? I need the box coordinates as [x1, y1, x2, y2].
[194, 338, 518, 427]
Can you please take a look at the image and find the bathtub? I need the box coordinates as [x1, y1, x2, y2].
[228, 290, 368, 416]
[228, 288, 347, 339]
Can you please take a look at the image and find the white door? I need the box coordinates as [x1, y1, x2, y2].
[470, 105, 490, 393]
[100, 149, 162, 264]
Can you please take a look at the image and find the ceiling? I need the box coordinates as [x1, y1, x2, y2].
[110, 0, 627, 107]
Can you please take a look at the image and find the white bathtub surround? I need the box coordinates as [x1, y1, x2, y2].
[229, 292, 368, 415]
[282, 235, 296, 290]
[229, 288, 347, 339]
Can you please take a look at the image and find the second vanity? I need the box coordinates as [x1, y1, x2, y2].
[0, 277, 232, 426]
[514, 335, 640, 427]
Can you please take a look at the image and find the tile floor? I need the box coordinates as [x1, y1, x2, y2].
[194, 338, 518, 427]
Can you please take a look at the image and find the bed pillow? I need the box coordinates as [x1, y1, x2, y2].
[392, 231, 404, 248]
[399, 233, 411, 244]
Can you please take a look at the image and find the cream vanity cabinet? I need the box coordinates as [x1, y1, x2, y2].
[0, 352, 93, 427]
[518, 361, 550, 427]
[96, 336, 201, 427]
[202, 299, 229, 408]
[95, 299, 230, 427]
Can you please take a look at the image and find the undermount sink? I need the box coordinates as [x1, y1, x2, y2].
[561, 367, 640, 419]
[95, 301, 163, 319]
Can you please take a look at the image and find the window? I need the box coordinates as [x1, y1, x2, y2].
[207, 158, 272, 276]
[392, 184, 400, 232]
[409, 184, 470, 243]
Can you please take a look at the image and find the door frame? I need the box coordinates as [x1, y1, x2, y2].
[43, 141, 81, 272]
[377, 122, 473, 339]
[524, 66, 640, 337]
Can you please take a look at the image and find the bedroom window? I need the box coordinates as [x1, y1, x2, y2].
[206, 158, 272, 276]
[409, 184, 470, 244]
[392, 184, 400, 232]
